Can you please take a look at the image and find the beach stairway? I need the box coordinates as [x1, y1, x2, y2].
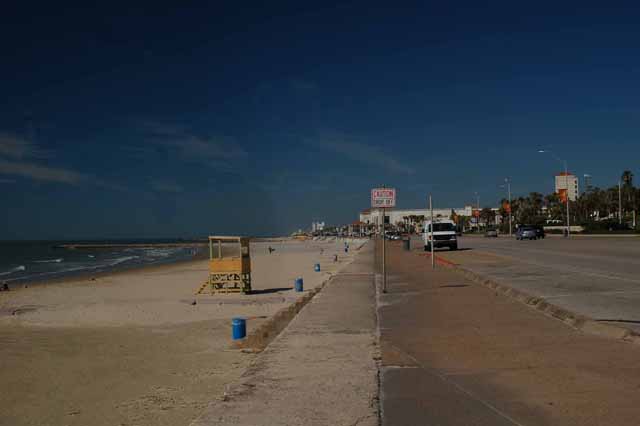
[196, 272, 251, 295]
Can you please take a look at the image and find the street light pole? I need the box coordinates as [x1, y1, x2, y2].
[429, 195, 434, 270]
[500, 178, 513, 237]
[618, 180, 623, 225]
[475, 191, 480, 230]
[564, 160, 570, 237]
[505, 178, 512, 237]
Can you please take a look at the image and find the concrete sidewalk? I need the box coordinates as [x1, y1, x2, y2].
[190, 241, 378, 426]
[379, 240, 640, 426]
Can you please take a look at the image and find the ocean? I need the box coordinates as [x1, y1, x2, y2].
[0, 240, 204, 285]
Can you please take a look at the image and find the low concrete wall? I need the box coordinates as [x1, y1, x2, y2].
[543, 225, 584, 232]
[231, 281, 329, 352]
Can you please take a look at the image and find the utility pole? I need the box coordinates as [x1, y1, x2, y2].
[564, 160, 570, 237]
[618, 180, 623, 225]
[429, 195, 434, 270]
[506, 178, 512, 237]
[538, 150, 570, 237]
[476, 192, 480, 230]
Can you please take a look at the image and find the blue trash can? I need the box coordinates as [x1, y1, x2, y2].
[295, 277, 304, 292]
[314, 263, 321, 272]
[232, 317, 246, 340]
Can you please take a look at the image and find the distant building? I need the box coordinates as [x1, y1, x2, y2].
[359, 206, 473, 230]
[555, 172, 579, 201]
[583, 174, 593, 193]
[311, 221, 325, 232]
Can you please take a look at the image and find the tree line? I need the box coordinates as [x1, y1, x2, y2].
[496, 170, 637, 232]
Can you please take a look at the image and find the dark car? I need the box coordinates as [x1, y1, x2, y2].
[516, 226, 537, 240]
[535, 226, 545, 239]
[485, 228, 498, 237]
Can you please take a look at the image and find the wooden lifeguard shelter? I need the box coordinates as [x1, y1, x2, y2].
[196, 236, 252, 294]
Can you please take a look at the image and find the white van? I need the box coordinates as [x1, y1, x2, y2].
[423, 219, 458, 251]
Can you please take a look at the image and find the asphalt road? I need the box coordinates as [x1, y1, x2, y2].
[379, 240, 640, 426]
[427, 235, 640, 333]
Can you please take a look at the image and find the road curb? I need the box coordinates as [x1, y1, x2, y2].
[423, 252, 640, 346]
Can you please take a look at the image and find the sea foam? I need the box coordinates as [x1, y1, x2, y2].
[0, 265, 26, 276]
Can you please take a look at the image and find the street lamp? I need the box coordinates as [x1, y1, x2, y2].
[538, 150, 570, 237]
[500, 178, 513, 237]
[474, 191, 480, 230]
[618, 180, 623, 225]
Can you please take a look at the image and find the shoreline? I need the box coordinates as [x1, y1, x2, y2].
[1, 237, 295, 291]
[1, 249, 210, 292]
[2, 237, 331, 292]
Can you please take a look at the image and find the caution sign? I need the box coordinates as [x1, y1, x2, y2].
[371, 188, 396, 208]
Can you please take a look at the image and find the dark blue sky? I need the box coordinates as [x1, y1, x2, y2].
[2, 1, 640, 238]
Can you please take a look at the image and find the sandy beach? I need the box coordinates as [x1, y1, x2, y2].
[0, 238, 365, 426]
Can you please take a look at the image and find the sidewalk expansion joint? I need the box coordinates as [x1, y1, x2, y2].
[380, 365, 420, 370]
[383, 343, 527, 426]
[335, 272, 376, 277]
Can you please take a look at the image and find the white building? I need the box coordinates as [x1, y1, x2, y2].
[555, 173, 579, 201]
[311, 221, 325, 232]
[359, 206, 473, 229]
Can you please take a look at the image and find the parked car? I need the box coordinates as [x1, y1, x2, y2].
[485, 228, 498, 238]
[516, 226, 538, 240]
[535, 226, 545, 239]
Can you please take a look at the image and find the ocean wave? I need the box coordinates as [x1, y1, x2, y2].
[5, 266, 95, 283]
[57, 266, 95, 274]
[107, 255, 139, 266]
[0, 265, 26, 276]
[144, 248, 178, 258]
[34, 258, 64, 263]
[2, 255, 139, 283]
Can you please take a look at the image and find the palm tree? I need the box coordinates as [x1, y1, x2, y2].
[544, 193, 563, 224]
[457, 215, 471, 232]
[606, 186, 619, 218]
[480, 208, 496, 227]
[528, 192, 544, 215]
[621, 170, 635, 223]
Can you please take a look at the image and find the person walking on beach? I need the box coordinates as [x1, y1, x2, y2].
[268, 246, 275, 254]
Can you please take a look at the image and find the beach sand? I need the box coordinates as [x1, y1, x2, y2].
[0, 238, 363, 426]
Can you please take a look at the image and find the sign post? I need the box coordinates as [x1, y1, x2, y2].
[372, 188, 396, 293]
[381, 207, 385, 292]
